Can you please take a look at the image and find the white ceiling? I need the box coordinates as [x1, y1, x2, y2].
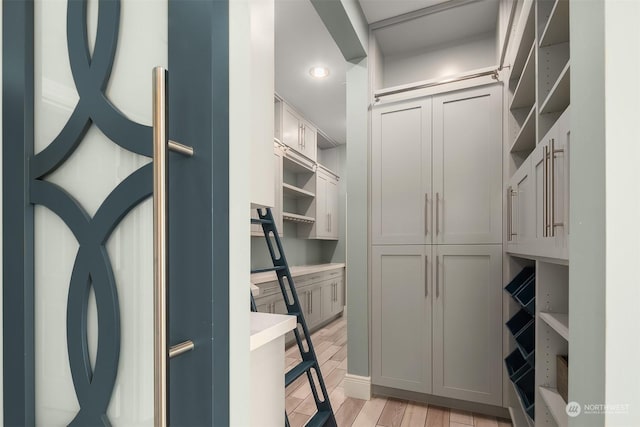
[359, 0, 452, 24]
[275, 0, 347, 145]
[274, 0, 499, 146]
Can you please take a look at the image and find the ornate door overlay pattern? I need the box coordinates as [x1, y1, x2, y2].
[32, 0, 161, 425]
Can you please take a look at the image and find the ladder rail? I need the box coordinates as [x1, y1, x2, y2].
[252, 208, 337, 427]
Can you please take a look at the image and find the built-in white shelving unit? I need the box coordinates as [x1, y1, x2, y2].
[505, 1, 571, 425]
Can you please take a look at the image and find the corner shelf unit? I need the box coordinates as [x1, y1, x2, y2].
[505, 1, 571, 426]
[281, 152, 317, 228]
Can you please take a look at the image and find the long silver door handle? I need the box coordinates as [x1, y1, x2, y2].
[424, 193, 429, 236]
[436, 192, 440, 237]
[551, 138, 565, 236]
[152, 67, 194, 427]
[424, 255, 429, 297]
[543, 145, 549, 238]
[506, 187, 511, 241]
[550, 139, 555, 237]
[436, 255, 440, 298]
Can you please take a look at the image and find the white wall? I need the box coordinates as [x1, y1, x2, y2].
[604, 1, 640, 425]
[229, 0, 252, 424]
[0, 2, 3, 422]
[382, 31, 497, 88]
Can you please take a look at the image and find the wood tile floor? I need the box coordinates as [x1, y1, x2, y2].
[285, 316, 513, 427]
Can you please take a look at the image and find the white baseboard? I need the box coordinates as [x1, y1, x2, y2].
[343, 374, 371, 400]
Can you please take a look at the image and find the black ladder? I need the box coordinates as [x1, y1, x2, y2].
[251, 208, 337, 427]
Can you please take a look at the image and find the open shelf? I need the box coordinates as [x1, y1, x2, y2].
[540, 61, 570, 115]
[283, 154, 315, 174]
[510, 104, 536, 153]
[282, 212, 315, 224]
[540, 312, 569, 341]
[283, 183, 314, 199]
[539, 386, 568, 427]
[539, 0, 569, 47]
[510, 44, 536, 110]
[511, 2, 536, 79]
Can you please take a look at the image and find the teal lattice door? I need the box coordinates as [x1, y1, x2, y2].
[3, 0, 229, 425]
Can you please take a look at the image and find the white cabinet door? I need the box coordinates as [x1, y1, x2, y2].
[310, 169, 339, 240]
[282, 104, 302, 152]
[432, 245, 503, 405]
[281, 104, 317, 161]
[372, 246, 432, 393]
[531, 108, 570, 260]
[315, 173, 329, 238]
[433, 85, 503, 244]
[301, 120, 317, 162]
[371, 99, 432, 245]
[507, 158, 534, 254]
[327, 177, 339, 239]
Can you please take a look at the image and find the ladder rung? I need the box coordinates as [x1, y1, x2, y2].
[250, 266, 286, 274]
[305, 410, 332, 427]
[285, 360, 315, 387]
[251, 218, 273, 225]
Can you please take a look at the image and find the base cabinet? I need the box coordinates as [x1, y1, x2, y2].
[372, 245, 433, 393]
[432, 245, 503, 406]
[372, 245, 503, 405]
[253, 266, 345, 343]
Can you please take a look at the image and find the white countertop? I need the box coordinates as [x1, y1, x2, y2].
[251, 284, 260, 297]
[250, 312, 297, 351]
[251, 262, 345, 285]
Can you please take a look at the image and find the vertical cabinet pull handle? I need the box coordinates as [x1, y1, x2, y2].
[543, 145, 549, 237]
[424, 255, 429, 297]
[550, 139, 555, 237]
[550, 138, 565, 236]
[436, 255, 440, 299]
[152, 67, 194, 427]
[506, 187, 511, 241]
[436, 193, 440, 237]
[424, 193, 429, 236]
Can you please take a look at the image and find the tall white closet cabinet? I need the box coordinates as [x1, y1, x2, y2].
[372, 85, 503, 246]
[371, 83, 504, 406]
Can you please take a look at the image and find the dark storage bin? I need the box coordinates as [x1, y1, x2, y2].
[514, 365, 535, 421]
[505, 266, 535, 297]
[506, 308, 534, 338]
[514, 276, 535, 315]
[505, 349, 529, 382]
[515, 320, 535, 366]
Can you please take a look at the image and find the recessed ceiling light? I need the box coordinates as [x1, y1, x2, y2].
[309, 66, 330, 79]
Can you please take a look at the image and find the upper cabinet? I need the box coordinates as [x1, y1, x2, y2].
[371, 85, 503, 246]
[371, 99, 433, 245]
[432, 85, 503, 245]
[310, 166, 339, 240]
[506, 0, 570, 261]
[280, 102, 317, 162]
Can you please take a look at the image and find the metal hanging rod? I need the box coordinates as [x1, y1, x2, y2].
[373, 68, 500, 103]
